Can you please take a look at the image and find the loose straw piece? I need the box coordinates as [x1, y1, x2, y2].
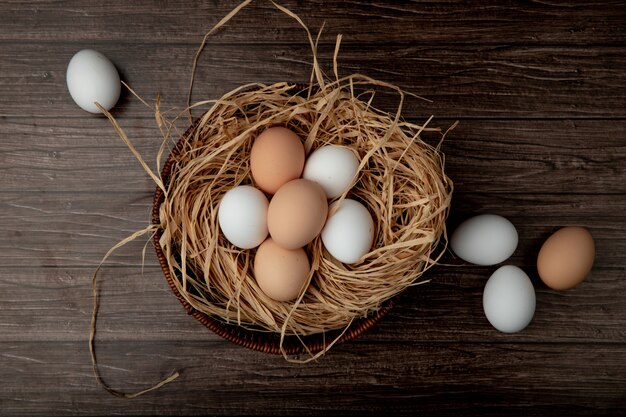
[272, 1, 326, 90]
[89, 225, 179, 398]
[333, 34, 343, 83]
[187, 0, 255, 121]
[96, 103, 165, 193]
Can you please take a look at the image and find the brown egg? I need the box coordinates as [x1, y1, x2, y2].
[537, 226, 595, 290]
[250, 127, 305, 195]
[254, 238, 310, 302]
[267, 179, 328, 250]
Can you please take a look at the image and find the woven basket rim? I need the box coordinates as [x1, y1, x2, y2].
[151, 84, 395, 355]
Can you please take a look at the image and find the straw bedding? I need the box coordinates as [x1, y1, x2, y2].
[157, 78, 453, 344]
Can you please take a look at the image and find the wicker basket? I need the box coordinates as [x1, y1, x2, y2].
[151, 85, 396, 355]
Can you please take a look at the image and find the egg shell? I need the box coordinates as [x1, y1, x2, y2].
[302, 145, 360, 199]
[267, 179, 328, 250]
[537, 226, 595, 290]
[66, 49, 121, 114]
[217, 186, 269, 249]
[321, 199, 375, 264]
[254, 238, 310, 302]
[250, 127, 305, 194]
[483, 265, 536, 333]
[450, 214, 518, 266]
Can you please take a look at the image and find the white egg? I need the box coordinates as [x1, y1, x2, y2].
[321, 199, 375, 264]
[483, 265, 536, 333]
[66, 49, 121, 114]
[302, 145, 359, 199]
[218, 186, 269, 249]
[450, 214, 518, 265]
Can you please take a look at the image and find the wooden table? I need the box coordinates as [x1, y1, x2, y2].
[1, 1, 625, 415]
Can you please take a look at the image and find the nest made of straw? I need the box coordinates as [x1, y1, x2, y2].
[154, 74, 453, 343]
[89, 3, 455, 399]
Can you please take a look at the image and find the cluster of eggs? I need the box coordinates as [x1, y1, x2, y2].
[217, 127, 375, 302]
[451, 214, 595, 333]
[64, 50, 598, 332]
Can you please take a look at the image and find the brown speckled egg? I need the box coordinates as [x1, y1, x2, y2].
[254, 238, 310, 302]
[267, 179, 328, 250]
[537, 226, 595, 290]
[250, 127, 305, 195]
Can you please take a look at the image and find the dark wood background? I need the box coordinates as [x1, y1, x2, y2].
[1, 0, 625, 415]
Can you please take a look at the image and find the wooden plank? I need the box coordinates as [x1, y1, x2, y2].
[2, 43, 626, 118]
[1, 0, 625, 45]
[0, 266, 207, 343]
[0, 192, 153, 267]
[0, 117, 160, 193]
[1, 264, 624, 343]
[1, 191, 625, 267]
[441, 120, 626, 193]
[0, 341, 624, 416]
[1, 118, 625, 194]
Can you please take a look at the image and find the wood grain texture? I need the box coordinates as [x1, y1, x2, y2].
[1, 119, 625, 193]
[1, 0, 625, 45]
[0, 341, 625, 416]
[2, 43, 626, 118]
[1, 0, 626, 415]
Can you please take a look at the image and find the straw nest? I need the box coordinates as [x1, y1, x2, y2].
[154, 71, 453, 343]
